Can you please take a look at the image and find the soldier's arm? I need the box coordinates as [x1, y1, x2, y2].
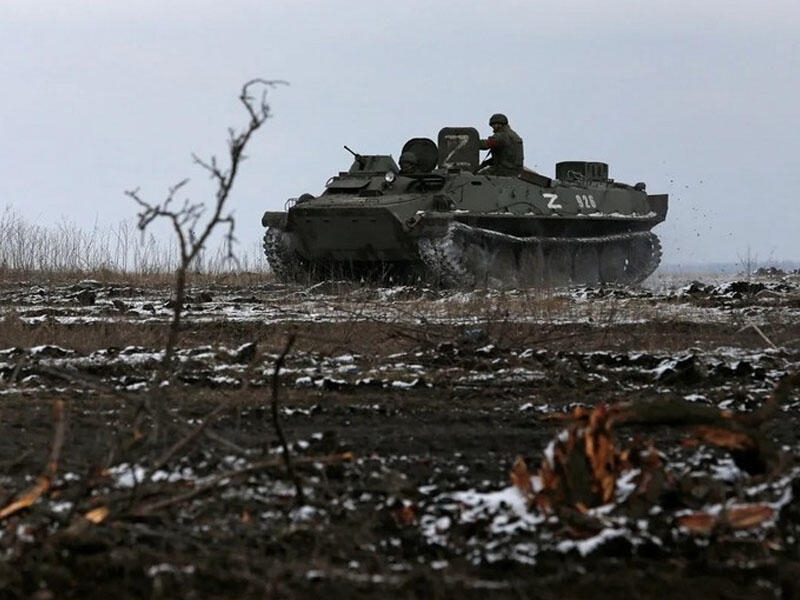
[480, 133, 506, 150]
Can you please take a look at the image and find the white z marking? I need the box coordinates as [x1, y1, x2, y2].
[444, 135, 470, 165]
[544, 193, 562, 210]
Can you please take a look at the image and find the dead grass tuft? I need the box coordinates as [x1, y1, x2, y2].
[0, 206, 270, 283]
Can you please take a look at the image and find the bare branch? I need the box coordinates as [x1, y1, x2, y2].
[150, 402, 228, 473]
[271, 334, 304, 505]
[0, 399, 67, 520]
[128, 80, 284, 375]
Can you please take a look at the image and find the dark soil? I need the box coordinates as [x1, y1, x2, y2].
[0, 276, 799, 599]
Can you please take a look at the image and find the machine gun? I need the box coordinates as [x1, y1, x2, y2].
[344, 145, 366, 169]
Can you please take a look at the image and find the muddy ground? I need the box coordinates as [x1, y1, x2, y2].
[0, 273, 799, 599]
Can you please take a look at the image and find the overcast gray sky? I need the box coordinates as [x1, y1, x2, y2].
[2, 0, 799, 267]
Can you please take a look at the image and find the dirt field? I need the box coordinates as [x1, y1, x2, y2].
[0, 273, 799, 599]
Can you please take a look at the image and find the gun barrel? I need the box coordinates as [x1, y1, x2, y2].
[344, 145, 365, 166]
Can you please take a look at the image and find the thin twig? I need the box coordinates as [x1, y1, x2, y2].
[201, 429, 252, 455]
[35, 364, 140, 404]
[738, 323, 779, 349]
[150, 402, 228, 473]
[125, 80, 283, 374]
[0, 399, 67, 519]
[46, 399, 68, 477]
[271, 334, 304, 504]
[133, 452, 349, 515]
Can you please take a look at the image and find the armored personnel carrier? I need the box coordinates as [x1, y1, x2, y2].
[262, 127, 668, 288]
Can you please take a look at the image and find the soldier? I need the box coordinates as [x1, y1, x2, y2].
[478, 113, 524, 176]
[398, 151, 419, 175]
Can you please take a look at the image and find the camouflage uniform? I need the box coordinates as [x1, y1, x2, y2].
[479, 115, 524, 176]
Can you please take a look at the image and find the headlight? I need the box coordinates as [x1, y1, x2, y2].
[384, 171, 396, 184]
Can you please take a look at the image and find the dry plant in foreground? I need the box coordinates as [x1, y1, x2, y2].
[0, 206, 269, 280]
[510, 373, 797, 534]
[126, 79, 281, 370]
[0, 400, 66, 520]
[0, 83, 336, 551]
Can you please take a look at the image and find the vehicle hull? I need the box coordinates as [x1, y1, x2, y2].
[262, 127, 668, 287]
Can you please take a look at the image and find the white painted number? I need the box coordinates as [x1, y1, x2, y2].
[576, 194, 596, 209]
[544, 193, 562, 210]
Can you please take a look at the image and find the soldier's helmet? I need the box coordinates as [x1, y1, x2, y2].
[399, 151, 418, 170]
[489, 113, 509, 126]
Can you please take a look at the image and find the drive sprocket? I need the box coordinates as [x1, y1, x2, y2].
[263, 228, 307, 283]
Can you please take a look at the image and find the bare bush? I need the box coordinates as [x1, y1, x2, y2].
[127, 79, 278, 367]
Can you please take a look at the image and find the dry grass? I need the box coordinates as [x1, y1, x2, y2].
[0, 268, 273, 288]
[0, 206, 269, 282]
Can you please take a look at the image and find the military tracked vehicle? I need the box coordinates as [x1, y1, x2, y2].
[262, 127, 668, 288]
